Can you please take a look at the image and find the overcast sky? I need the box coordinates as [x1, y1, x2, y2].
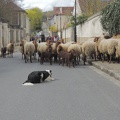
[20, 0, 74, 11]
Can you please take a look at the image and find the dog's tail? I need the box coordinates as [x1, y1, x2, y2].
[22, 80, 34, 86]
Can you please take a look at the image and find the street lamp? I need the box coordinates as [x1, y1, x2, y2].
[74, 0, 77, 42]
[60, 7, 62, 39]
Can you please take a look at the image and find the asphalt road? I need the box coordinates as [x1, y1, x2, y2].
[1, 52, 120, 120]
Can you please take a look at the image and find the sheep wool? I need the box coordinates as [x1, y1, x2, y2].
[24, 42, 35, 63]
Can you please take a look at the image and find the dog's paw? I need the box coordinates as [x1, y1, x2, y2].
[51, 77, 55, 81]
[22, 82, 34, 86]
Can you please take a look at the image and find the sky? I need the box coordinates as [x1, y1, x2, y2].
[19, 0, 74, 11]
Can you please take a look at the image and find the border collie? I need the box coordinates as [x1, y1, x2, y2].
[22, 70, 54, 86]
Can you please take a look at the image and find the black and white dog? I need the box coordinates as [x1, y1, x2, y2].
[22, 70, 54, 86]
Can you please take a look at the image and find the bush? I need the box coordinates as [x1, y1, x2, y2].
[101, 0, 120, 36]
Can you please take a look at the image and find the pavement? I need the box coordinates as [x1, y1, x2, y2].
[88, 60, 120, 81]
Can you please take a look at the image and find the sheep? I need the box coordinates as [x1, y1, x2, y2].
[57, 41, 74, 54]
[37, 42, 50, 61]
[32, 39, 39, 59]
[1, 47, 7, 58]
[40, 45, 53, 65]
[19, 40, 27, 59]
[82, 38, 97, 65]
[98, 39, 110, 62]
[37, 40, 63, 63]
[94, 37, 118, 63]
[23, 41, 35, 63]
[6, 42, 14, 57]
[58, 51, 66, 66]
[20, 40, 35, 63]
[50, 40, 63, 63]
[67, 43, 82, 65]
[107, 38, 118, 63]
[58, 50, 77, 68]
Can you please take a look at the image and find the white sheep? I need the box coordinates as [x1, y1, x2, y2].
[37, 42, 51, 62]
[107, 38, 118, 63]
[32, 40, 39, 59]
[6, 42, 14, 57]
[82, 38, 96, 65]
[57, 41, 74, 54]
[50, 41, 62, 63]
[67, 43, 82, 65]
[24, 42, 35, 63]
[19, 40, 27, 59]
[94, 37, 118, 63]
[19, 44, 24, 59]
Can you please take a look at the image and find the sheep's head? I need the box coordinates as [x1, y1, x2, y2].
[58, 39, 64, 43]
[20, 40, 26, 46]
[46, 46, 52, 52]
[69, 49, 77, 57]
[46, 42, 53, 52]
[33, 40, 38, 52]
[94, 37, 100, 42]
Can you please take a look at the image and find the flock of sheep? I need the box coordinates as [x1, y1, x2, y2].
[1, 34, 120, 67]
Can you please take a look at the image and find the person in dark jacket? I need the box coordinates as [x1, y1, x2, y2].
[40, 34, 45, 42]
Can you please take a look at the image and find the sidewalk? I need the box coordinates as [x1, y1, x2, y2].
[88, 60, 120, 81]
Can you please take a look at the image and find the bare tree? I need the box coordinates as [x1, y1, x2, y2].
[79, 0, 114, 16]
[0, 0, 18, 22]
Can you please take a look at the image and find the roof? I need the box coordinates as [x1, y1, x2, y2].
[78, 0, 86, 14]
[7, 1, 27, 13]
[54, 7, 74, 15]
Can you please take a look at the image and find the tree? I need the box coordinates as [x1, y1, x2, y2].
[49, 25, 57, 32]
[26, 7, 43, 32]
[100, 0, 120, 36]
[70, 15, 88, 26]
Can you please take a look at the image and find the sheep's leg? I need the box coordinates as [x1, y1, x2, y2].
[40, 57, 43, 64]
[24, 55, 27, 63]
[30, 55, 32, 63]
[11, 52, 13, 57]
[62, 58, 65, 66]
[102, 54, 105, 63]
[50, 58, 52, 65]
[109, 55, 112, 63]
[83, 55, 86, 65]
[58, 57, 61, 65]
[54, 54, 58, 63]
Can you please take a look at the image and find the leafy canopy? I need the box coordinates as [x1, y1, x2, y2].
[71, 15, 88, 26]
[101, 0, 120, 36]
[26, 7, 43, 32]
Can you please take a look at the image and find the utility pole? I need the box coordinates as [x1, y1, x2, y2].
[60, 7, 62, 39]
[74, 0, 77, 42]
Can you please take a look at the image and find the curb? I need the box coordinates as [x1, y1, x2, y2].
[88, 60, 120, 81]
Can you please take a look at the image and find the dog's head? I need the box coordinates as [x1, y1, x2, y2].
[45, 70, 52, 76]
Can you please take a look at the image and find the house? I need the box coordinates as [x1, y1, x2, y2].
[50, 7, 74, 38]
[53, 7, 74, 30]
[0, 1, 30, 48]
